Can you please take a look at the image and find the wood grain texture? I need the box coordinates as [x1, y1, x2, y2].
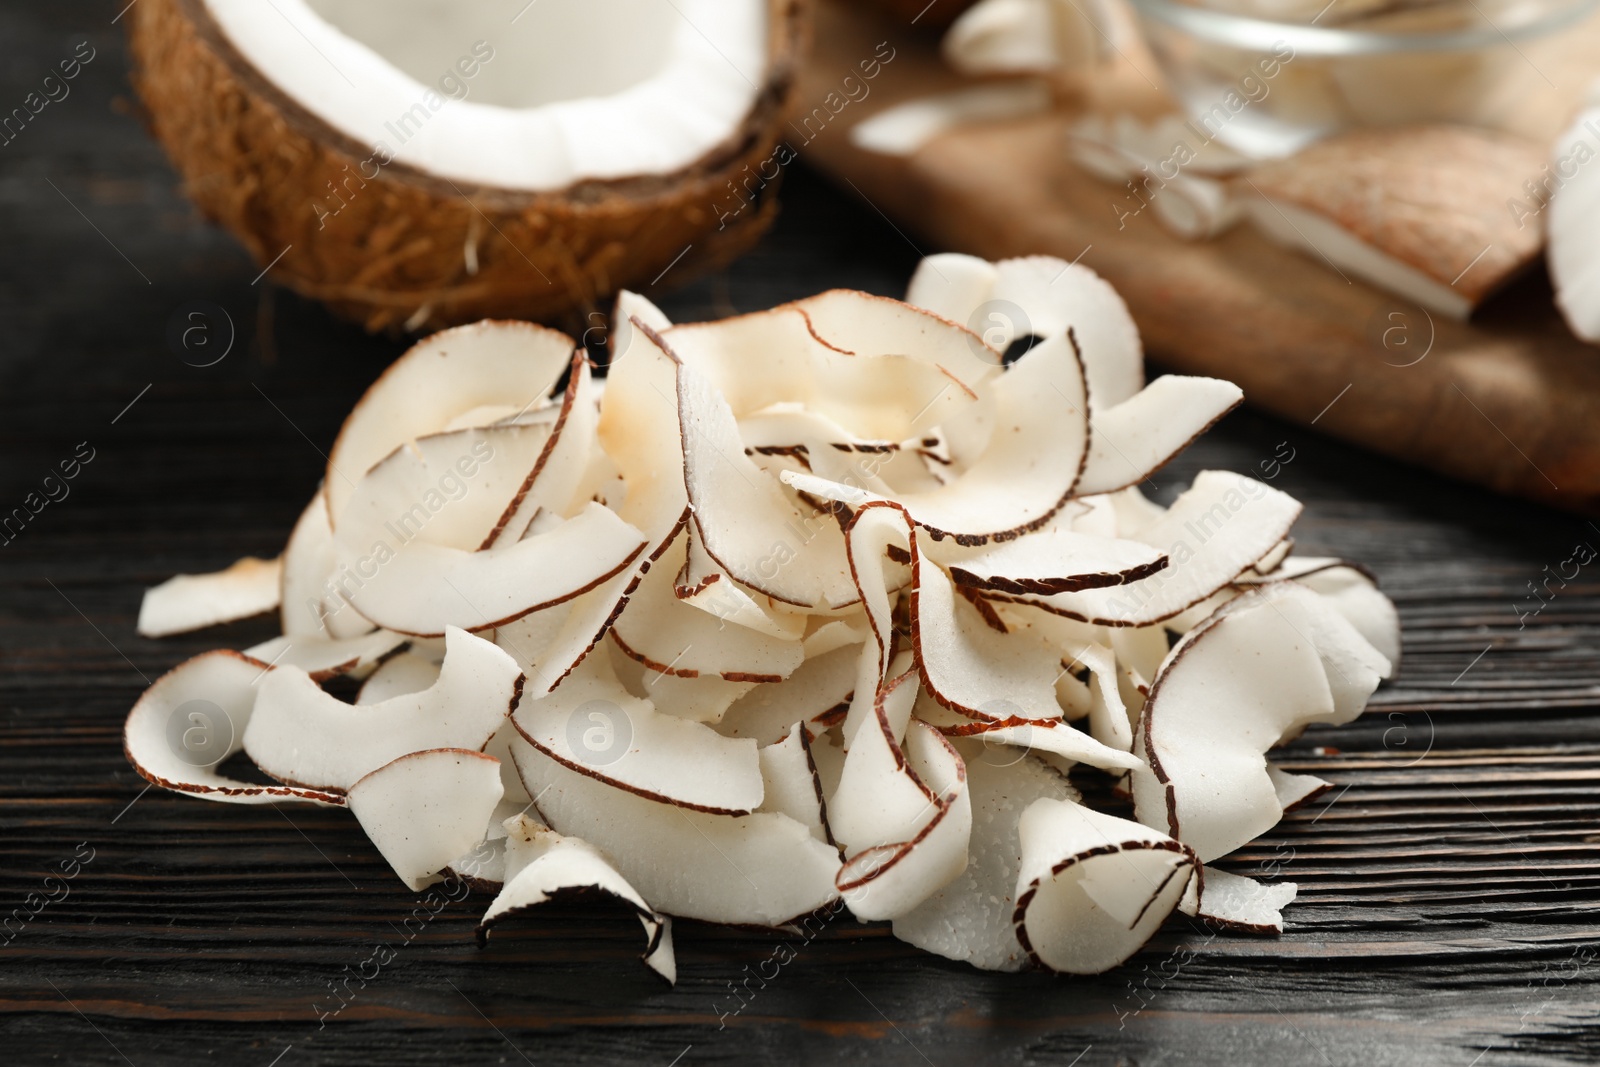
[1, 4, 1599, 1065]
[798, 1, 1600, 517]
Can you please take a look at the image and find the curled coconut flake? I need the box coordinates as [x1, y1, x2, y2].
[137, 556, 282, 638]
[242, 626, 523, 792]
[347, 748, 505, 891]
[891, 752, 1077, 970]
[782, 325, 1090, 543]
[243, 629, 405, 681]
[1014, 797, 1197, 973]
[905, 253, 1143, 411]
[1194, 866, 1298, 935]
[324, 320, 576, 531]
[495, 314, 693, 698]
[510, 649, 764, 815]
[1132, 583, 1388, 863]
[280, 492, 371, 639]
[850, 82, 1055, 158]
[124, 650, 341, 806]
[610, 529, 805, 683]
[480, 813, 675, 984]
[509, 732, 841, 927]
[944, 0, 1113, 76]
[830, 673, 973, 921]
[1007, 471, 1302, 626]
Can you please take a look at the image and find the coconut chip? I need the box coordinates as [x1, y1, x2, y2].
[138, 556, 282, 638]
[121, 254, 1397, 980]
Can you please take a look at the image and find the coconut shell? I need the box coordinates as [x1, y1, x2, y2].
[867, 0, 979, 29]
[1241, 126, 1546, 311]
[126, 0, 809, 332]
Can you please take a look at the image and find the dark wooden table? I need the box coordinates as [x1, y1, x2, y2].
[4, 4, 1599, 1064]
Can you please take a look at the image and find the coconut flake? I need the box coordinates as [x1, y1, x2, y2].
[510, 649, 764, 815]
[337, 501, 648, 637]
[243, 629, 404, 681]
[1014, 798, 1197, 973]
[510, 732, 841, 926]
[1131, 584, 1387, 862]
[243, 626, 523, 791]
[347, 748, 505, 891]
[1009, 471, 1301, 626]
[325, 321, 576, 530]
[124, 650, 341, 805]
[1196, 867, 1298, 934]
[137, 557, 282, 638]
[480, 814, 675, 983]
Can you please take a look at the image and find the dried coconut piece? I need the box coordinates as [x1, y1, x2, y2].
[509, 733, 842, 926]
[916, 697, 1142, 771]
[243, 630, 405, 682]
[715, 642, 861, 745]
[243, 626, 523, 792]
[324, 321, 576, 529]
[1013, 797, 1197, 973]
[1009, 471, 1302, 626]
[851, 83, 1053, 158]
[487, 356, 603, 546]
[945, 0, 1110, 75]
[783, 326, 1090, 543]
[829, 674, 973, 920]
[510, 650, 764, 816]
[677, 355, 858, 609]
[910, 529, 1084, 725]
[1294, 565, 1402, 668]
[892, 751, 1077, 970]
[280, 492, 371, 639]
[757, 724, 834, 846]
[1131, 585, 1386, 863]
[1551, 88, 1600, 342]
[124, 650, 342, 805]
[497, 320, 692, 697]
[347, 748, 505, 891]
[137, 556, 282, 638]
[1195, 867, 1298, 934]
[355, 651, 440, 705]
[988, 257, 1144, 409]
[934, 526, 1168, 596]
[1242, 126, 1546, 320]
[786, 289, 1001, 395]
[337, 501, 648, 637]
[610, 530, 805, 682]
[480, 814, 675, 984]
[665, 304, 981, 442]
[333, 422, 555, 554]
[1074, 376, 1243, 495]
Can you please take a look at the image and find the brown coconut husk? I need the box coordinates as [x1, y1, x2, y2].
[1241, 125, 1546, 314]
[126, 0, 809, 333]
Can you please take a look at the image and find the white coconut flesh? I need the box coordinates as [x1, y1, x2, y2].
[510, 648, 764, 815]
[122, 252, 1400, 978]
[243, 626, 524, 791]
[481, 814, 676, 983]
[201, 0, 767, 192]
[137, 556, 282, 638]
[347, 748, 505, 890]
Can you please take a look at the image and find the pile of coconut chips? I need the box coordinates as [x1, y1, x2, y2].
[124, 252, 1399, 980]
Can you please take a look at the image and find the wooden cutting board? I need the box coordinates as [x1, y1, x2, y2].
[797, 0, 1600, 515]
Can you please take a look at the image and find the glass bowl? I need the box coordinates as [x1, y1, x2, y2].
[1125, 0, 1600, 157]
